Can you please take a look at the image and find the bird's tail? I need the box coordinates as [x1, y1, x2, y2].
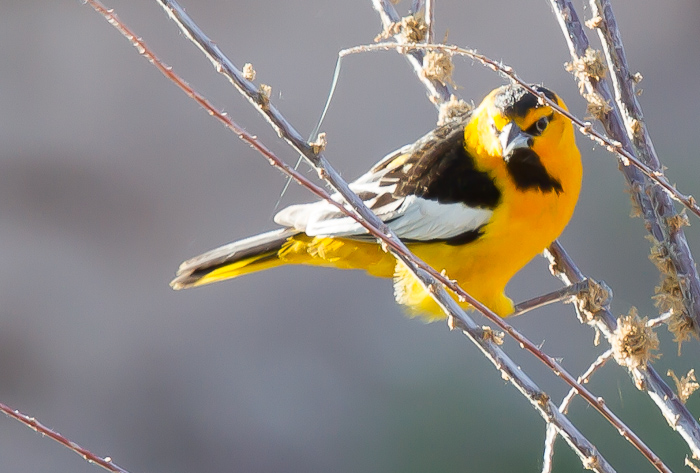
[170, 228, 300, 289]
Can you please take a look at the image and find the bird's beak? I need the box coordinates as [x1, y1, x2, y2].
[499, 122, 532, 160]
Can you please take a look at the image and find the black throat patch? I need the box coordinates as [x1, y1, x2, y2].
[494, 84, 563, 193]
[505, 148, 562, 193]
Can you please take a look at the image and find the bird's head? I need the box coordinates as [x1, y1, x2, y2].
[467, 84, 582, 194]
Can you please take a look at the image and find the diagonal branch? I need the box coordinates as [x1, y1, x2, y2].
[0, 400, 130, 473]
[424, 0, 434, 44]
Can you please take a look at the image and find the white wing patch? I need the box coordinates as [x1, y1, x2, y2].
[385, 196, 492, 240]
[275, 193, 492, 241]
[273, 186, 403, 238]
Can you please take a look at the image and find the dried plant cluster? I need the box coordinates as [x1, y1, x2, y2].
[668, 369, 700, 404]
[610, 308, 660, 371]
[649, 233, 698, 351]
[375, 13, 427, 43]
[574, 279, 612, 324]
[436, 94, 472, 126]
[421, 50, 455, 87]
[565, 47, 612, 119]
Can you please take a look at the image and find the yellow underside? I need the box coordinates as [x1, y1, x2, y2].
[196, 230, 536, 320]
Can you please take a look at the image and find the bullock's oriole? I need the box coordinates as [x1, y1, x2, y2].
[171, 84, 583, 319]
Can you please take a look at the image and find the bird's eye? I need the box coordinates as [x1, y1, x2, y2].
[535, 117, 549, 133]
[526, 114, 553, 136]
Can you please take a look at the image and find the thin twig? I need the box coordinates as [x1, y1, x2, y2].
[512, 280, 590, 317]
[542, 349, 614, 473]
[0, 401, 130, 473]
[647, 312, 673, 328]
[86, 1, 619, 471]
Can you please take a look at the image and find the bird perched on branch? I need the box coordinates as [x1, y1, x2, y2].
[171, 84, 582, 319]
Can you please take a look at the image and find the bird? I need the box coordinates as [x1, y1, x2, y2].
[170, 84, 583, 320]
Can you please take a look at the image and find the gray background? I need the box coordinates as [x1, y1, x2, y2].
[1, 1, 699, 471]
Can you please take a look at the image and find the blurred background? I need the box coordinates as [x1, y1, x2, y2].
[1, 1, 699, 471]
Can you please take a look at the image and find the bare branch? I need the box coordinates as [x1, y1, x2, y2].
[512, 279, 592, 317]
[587, 0, 700, 348]
[548, 0, 700, 338]
[424, 0, 434, 44]
[648, 312, 673, 328]
[0, 400, 130, 473]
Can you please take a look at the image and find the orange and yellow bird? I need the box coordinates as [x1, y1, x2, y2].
[171, 84, 583, 320]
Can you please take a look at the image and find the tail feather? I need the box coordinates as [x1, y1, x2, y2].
[171, 227, 299, 289]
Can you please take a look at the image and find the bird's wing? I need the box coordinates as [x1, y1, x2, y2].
[275, 116, 496, 242]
